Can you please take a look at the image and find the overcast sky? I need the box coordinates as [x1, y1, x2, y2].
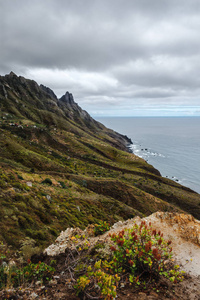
[1, 0, 200, 116]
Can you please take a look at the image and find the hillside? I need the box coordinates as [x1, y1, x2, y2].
[0, 71, 200, 252]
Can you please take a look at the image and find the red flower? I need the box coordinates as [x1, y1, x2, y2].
[128, 260, 134, 266]
[152, 248, 158, 258]
[132, 234, 138, 242]
[145, 243, 150, 252]
[118, 230, 124, 238]
[152, 248, 161, 260]
[110, 246, 116, 252]
[152, 229, 157, 236]
[117, 239, 124, 246]
[145, 241, 152, 252]
[157, 254, 161, 260]
[138, 251, 143, 258]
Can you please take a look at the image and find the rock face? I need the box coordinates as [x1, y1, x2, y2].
[40, 84, 57, 100]
[60, 91, 75, 105]
[58, 91, 102, 129]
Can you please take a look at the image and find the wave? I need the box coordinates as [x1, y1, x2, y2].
[130, 143, 166, 159]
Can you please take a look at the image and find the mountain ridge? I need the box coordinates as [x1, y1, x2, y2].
[0, 72, 200, 252]
[0, 71, 132, 152]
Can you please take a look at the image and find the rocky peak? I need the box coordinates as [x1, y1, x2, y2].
[8, 71, 17, 78]
[59, 91, 76, 105]
[4, 71, 18, 82]
[40, 84, 57, 100]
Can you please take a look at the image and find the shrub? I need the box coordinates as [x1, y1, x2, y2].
[0, 242, 8, 289]
[74, 260, 120, 300]
[2, 261, 55, 288]
[0, 179, 7, 189]
[18, 216, 28, 228]
[21, 260, 55, 283]
[94, 221, 110, 236]
[59, 181, 67, 188]
[0, 241, 55, 288]
[110, 221, 184, 286]
[41, 178, 52, 185]
[20, 237, 40, 260]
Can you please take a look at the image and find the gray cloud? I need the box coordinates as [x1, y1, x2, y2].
[1, 0, 200, 115]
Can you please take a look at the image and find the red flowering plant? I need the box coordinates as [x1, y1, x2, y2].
[9, 260, 55, 287]
[22, 260, 55, 283]
[109, 221, 184, 286]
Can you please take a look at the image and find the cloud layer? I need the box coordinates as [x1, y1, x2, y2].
[1, 0, 200, 116]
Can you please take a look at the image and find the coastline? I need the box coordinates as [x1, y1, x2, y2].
[96, 116, 200, 195]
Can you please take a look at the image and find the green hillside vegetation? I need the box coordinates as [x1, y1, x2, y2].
[0, 72, 200, 251]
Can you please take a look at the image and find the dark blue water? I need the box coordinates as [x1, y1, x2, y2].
[96, 117, 200, 194]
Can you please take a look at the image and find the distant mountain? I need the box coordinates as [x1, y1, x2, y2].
[0, 72, 200, 250]
[0, 72, 131, 151]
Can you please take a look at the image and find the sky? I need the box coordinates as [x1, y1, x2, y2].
[1, 0, 200, 117]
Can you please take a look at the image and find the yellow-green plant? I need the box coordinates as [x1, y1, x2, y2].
[74, 260, 120, 300]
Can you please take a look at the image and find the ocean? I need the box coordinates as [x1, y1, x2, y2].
[96, 117, 200, 194]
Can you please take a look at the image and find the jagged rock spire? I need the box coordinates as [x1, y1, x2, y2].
[9, 71, 17, 77]
[60, 91, 75, 104]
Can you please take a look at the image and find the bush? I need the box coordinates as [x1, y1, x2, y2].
[72, 221, 185, 299]
[20, 237, 40, 260]
[1, 261, 55, 288]
[41, 178, 52, 185]
[0, 241, 54, 288]
[59, 181, 67, 188]
[110, 221, 184, 286]
[94, 221, 110, 236]
[74, 260, 120, 300]
[21, 260, 55, 284]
